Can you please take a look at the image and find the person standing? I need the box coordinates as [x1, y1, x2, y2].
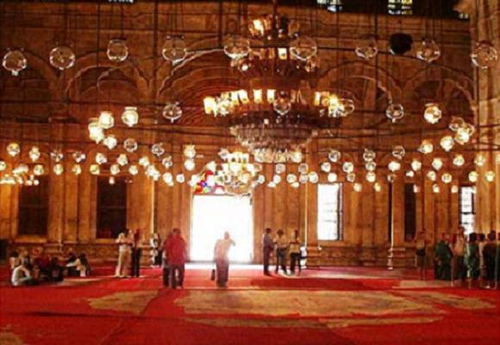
[483, 231, 497, 289]
[213, 231, 235, 288]
[274, 229, 288, 275]
[451, 227, 467, 287]
[465, 232, 480, 289]
[166, 228, 187, 289]
[478, 233, 486, 287]
[414, 230, 427, 280]
[262, 228, 273, 276]
[434, 233, 453, 280]
[162, 231, 173, 286]
[130, 229, 143, 278]
[115, 231, 131, 277]
[289, 230, 302, 275]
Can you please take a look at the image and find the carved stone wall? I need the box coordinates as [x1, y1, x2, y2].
[456, 0, 499, 232]
[0, 1, 480, 266]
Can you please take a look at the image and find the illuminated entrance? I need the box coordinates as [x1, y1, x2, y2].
[190, 195, 253, 263]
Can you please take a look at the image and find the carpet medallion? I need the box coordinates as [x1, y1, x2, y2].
[1, 267, 499, 345]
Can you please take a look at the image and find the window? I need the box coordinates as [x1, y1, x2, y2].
[96, 177, 127, 239]
[388, 0, 413, 15]
[317, 184, 343, 241]
[317, 0, 343, 12]
[404, 183, 417, 242]
[459, 186, 475, 235]
[18, 176, 49, 235]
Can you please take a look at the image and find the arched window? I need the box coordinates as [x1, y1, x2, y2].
[317, 183, 343, 241]
[18, 177, 49, 236]
[96, 177, 128, 239]
[317, 0, 343, 13]
[388, 0, 413, 16]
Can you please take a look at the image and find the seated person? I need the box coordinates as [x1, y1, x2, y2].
[66, 253, 91, 277]
[11, 260, 37, 287]
[9, 251, 20, 271]
[66, 252, 79, 277]
[47, 257, 64, 282]
[33, 252, 51, 279]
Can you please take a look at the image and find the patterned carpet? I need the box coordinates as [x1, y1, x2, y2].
[0, 267, 499, 345]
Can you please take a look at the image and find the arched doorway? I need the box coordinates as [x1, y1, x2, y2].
[190, 194, 253, 263]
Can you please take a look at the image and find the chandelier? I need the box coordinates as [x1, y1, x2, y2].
[202, 1, 355, 163]
[197, 151, 261, 196]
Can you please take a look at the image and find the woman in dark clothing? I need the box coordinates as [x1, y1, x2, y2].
[483, 231, 497, 289]
[48, 257, 64, 282]
[130, 229, 142, 277]
[434, 233, 453, 280]
[66, 252, 79, 277]
[79, 253, 91, 277]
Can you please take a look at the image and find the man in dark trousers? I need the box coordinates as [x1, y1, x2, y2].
[262, 228, 273, 276]
[130, 229, 142, 278]
[166, 228, 187, 289]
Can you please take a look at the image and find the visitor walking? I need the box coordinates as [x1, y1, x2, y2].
[166, 228, 187, 289]
[289, 229, 301, 275]
[162, 231, 173, 286]
[262, 228, 273, 276]
[115, 231, 131, 277]
[414, 230, 427, 280]
[130, 229, 143, 278]
[150, 232, 162, 267]
[465, 232, 480, 289]
[434, 233, 453, 280]
[275, 229, 288, 275]
[451, 227, 467, 287]
[483, 231, 497, 289]
[214, 231, 235, 288]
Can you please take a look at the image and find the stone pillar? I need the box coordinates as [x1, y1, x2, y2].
[127, 152, 155, 237]
[305, 140, 319, 266]
[388, 174, 406, 269]
[63, 158, 79, 244]
[456, 0, 500, 232]
[360, 183, 376, 266]
[46, 124, 65, 245]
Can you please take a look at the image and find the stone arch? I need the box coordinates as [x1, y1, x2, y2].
[402, 66, 475, 114]
[319, 61, 401, 102]
[21, 50, 60, 102]
[64, 51, 149, 102]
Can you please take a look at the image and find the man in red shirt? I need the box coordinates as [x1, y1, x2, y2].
[165, 228, 187, 289]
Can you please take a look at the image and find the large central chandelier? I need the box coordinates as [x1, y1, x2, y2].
[199, 151, 261, 196]
[203, 1, 355, 163]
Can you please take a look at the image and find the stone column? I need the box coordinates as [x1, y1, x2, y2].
[305, 140, 319, 266]
[388, 173, 406, 269]
[46, 124, 64, 245]
[456, 0, 500, 232]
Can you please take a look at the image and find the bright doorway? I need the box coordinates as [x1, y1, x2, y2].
[190, 195, 253, 263]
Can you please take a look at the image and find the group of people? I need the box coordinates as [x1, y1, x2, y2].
[415, 226, 500, 288]
[160, 229, 236, 288]
[263, 228, 302, 276]
[115, 228, 156, 278]
[9, 249, 91, 287]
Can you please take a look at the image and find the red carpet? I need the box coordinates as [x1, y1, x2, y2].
[0, 266, 499, 345]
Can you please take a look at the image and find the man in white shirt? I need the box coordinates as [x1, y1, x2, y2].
[274, 229, 289, 275]
[115, 231, 131, 277]
[213, 232, 235, 288]
[11, 260, 35, 287]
